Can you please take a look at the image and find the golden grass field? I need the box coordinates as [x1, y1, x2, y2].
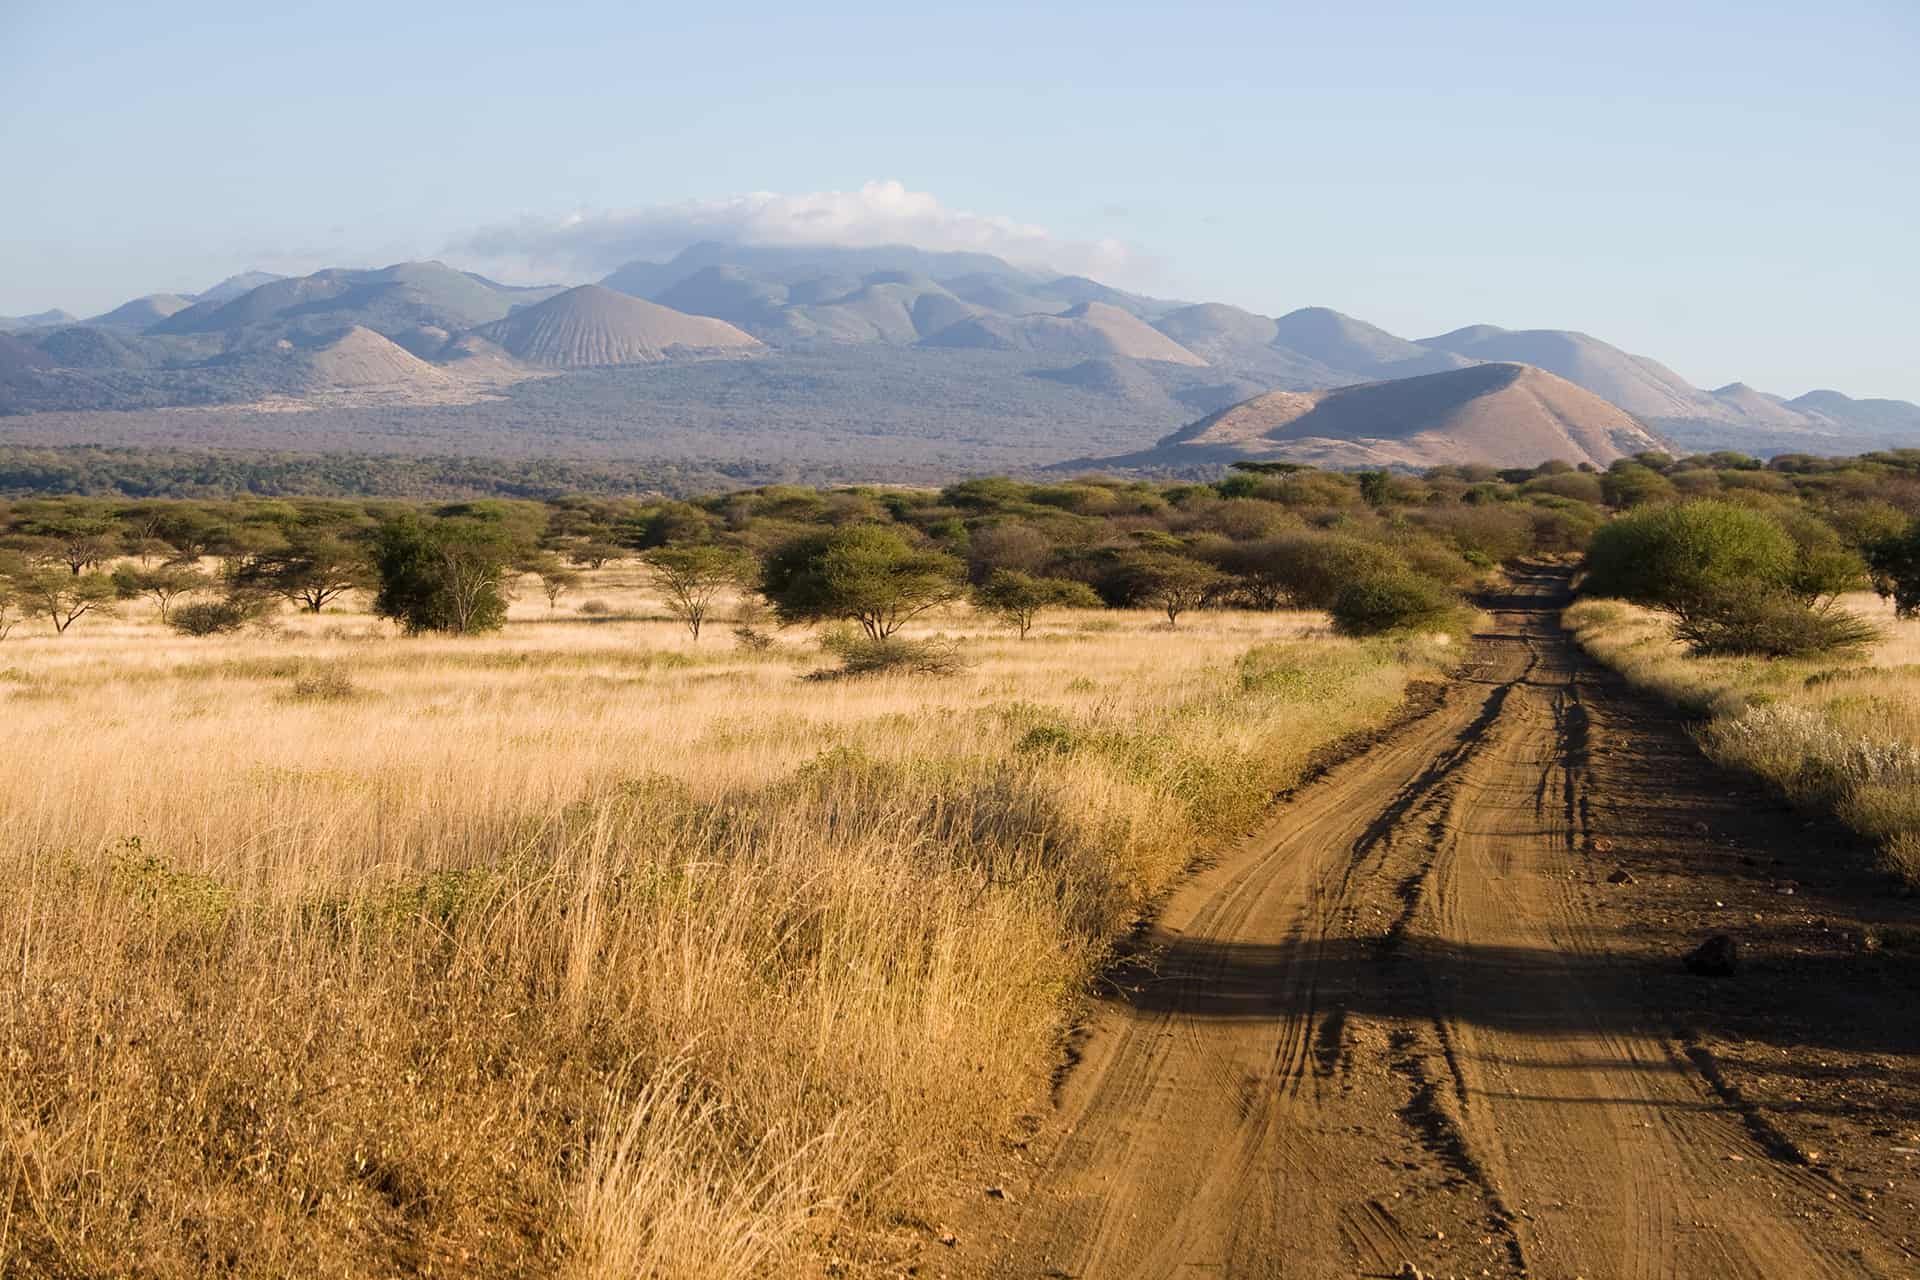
[0, 565, 1452, 1277]
[1567, 592, 1920, 884]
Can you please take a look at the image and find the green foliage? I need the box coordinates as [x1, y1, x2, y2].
[111, 562, 210, 621]
[1109, 550, 1226, 625]
[1585, 501, 1875, 657]
[230, 530, 372, 612]
[642, 544, 753, 639]
[3, 565, 118, 634]
[1867, 519, 1920, 620]
[371, 515, 520, 635]
[814, 627, 966, 678]
[1217, 532, 1403, 609]
[1329, 572, 1461, 636]
[761, 525, 964, 641]
[1668, 592, 1881, 659]
[972, 570, 1100, 638]
[1584, 501, 1797, 609]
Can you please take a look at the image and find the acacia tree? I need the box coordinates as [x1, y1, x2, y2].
[760, 526, 964, 642]
[972, 570, 1099, 639]
[643, 546, 751, 639]
[21, 512, 118, 576]
[111, 563, 209, 621]
[9, 567, 118, 634]
[231, 531, 372, 613]
[1116, 551, 1226, 626]
[530, 556, 581, 610]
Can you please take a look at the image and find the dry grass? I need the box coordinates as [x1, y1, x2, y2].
[1567, 593, 1920, 884]
[0, 565, 1451, 1277]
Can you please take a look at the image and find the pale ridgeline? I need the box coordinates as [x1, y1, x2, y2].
[0, 565, 1454, 1276]
[1567, 593, 1920, 885]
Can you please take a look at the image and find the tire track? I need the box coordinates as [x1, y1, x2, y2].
[945, 569, 1911, 1280]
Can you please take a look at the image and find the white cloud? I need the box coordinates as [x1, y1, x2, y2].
[453, 180, 1150, 284]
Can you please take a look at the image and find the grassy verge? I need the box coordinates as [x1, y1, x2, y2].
[0, 585, 1455, 1277]
[1566, 595, 1920, 887]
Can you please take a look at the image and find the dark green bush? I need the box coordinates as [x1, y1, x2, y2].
[1671, 591, 1880, 658]
[1329, 572, 1461, 636]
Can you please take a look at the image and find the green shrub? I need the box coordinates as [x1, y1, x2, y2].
[1329, 572, 1460, 636]
[167, 597, 267, 637]
[1672, 592, 1880, 658]
[813, 628, 966, 679]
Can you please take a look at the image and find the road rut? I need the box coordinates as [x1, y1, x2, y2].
[940, 567, 1915, 1280]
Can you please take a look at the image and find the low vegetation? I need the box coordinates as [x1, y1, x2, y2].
[1568, 595, 1920, 885]
[0, 565, 1452, 1275]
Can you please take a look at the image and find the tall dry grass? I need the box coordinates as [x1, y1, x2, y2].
[1567, 592, 1920, 883]
[0, 568, 1450, 1276]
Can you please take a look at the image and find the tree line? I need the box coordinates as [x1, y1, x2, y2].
[2, 449, 1918, 654]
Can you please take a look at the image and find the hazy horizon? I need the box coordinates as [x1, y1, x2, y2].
[3, 1, 1916, 402]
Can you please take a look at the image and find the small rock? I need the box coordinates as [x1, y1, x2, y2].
[1607, 867, 1636, 885]
[1692, 820, 1712, 835]
[937, 1230, 957, 1247]
[1397, 1264, 1429, 1280]
[1589, 836, 1615, 854]
[1684, 934, 1740, 977]
[985, 1185, 1008, 1201]
[1774, 881, 1797, 895]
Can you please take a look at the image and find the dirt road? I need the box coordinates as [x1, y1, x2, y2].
[936, 568, 1919, 1280]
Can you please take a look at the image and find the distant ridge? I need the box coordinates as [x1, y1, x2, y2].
[473, 284, 761, 367]
[1419, 324, 1720, 420]
[1080, 362, 1670, 471]
[920, 301, 1207, 366]
[87, 294, 195, 329]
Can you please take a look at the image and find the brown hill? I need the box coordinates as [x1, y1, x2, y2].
[474, 285, 761, 367]
[921, 301, 1206, 366]
[292, 327, 455, 390]
[1419, 325, 1720, 420]
[1085, 363, 1670, 471]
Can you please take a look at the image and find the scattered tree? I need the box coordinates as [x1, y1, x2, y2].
[643, 545, 751, 639]
[972, 570, 1099, 638]
[371, 516, 519, 636]
[230, 532, 372, 613]
[111, 563, 209, 621]
[568, 540, 624, 570]
[1115, 551, 1226, 626]
[534, 560, 582, 610]
[761, 526, 964, 641]
[9, 567, 118, 634]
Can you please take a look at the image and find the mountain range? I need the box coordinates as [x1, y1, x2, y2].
[1, 242, 1914, 473]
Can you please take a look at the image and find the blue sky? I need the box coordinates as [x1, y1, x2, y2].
[3, 0, 1915, 400]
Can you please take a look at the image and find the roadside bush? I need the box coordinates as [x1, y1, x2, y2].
[1672, 591, 1880, 658]
[1585, 500, 1875, 657]
[1329, 572, 1460, 636]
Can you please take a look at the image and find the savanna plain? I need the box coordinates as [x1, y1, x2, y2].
[0, 565, 1443, 1277]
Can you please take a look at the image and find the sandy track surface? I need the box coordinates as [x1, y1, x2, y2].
[931, 567, 1918, 1280]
